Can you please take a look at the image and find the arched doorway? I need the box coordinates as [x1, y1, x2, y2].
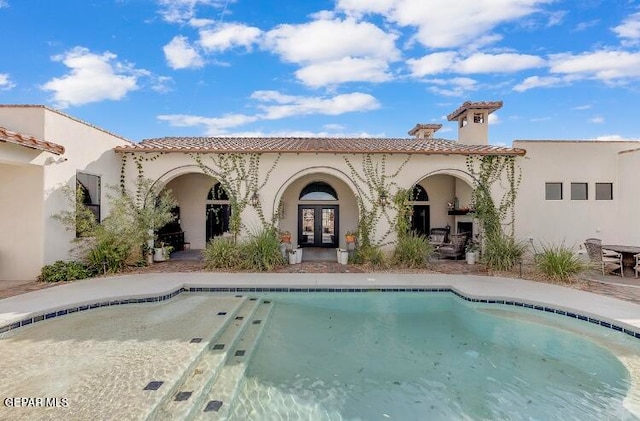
[410, 184, 430, 236]
[298, 181, 339, 248]
[206, 182, 231, 241]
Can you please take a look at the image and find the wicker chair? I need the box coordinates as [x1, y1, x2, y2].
[584, 238, 623, 277]
[634, 253, 640, 278]
[428, 228, 449, 248]
[438, 232, 469, 260]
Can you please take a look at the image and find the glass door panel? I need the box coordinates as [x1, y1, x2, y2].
[300, 208, 315, 246]
[321, 208, 335, 245]
[298, 205, 339, 247]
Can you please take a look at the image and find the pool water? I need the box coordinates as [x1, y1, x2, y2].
[229, 293, 640, 420]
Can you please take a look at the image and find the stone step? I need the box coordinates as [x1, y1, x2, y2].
[193, 299, 274, 421]
[152, 297, 262, 421]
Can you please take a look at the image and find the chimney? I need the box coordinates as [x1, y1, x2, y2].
[408, 123, 442, 139]
[447, 101, 502, 145]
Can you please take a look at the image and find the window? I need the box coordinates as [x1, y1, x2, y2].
[207, 182, 229, 200]
[473, 113, 484, 123]
[76, 172, 101, 223]
[299, 182, 338, 201]
[460, 116, 468, 128]
[545, 182, 562, 200]
[411, 185, 429, 202]
[595, 183, 613, 200]
[570, 183, 588, 200]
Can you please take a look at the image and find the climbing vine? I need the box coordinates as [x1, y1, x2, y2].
[192, 152, 281, 241]
[465, 155, 522, 241]
[343, 153, 411, 248]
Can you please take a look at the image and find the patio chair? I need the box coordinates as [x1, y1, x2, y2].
[428, 228, 449, 248]
[584, 238, 623, 277]
[438, 232, 469, 260]
[635, 253, 640, 278]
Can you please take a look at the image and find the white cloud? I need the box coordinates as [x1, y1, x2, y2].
[612, 12, 640, 41]
[264, 18, 399, 63]
[263, 17, 399, 87]
[199, 23, 262, 52]
[572, 104, 591, 110]
[590, 116, 604, 124]
[546, 10, 567, 27]
[408, 52, 544, 77]
[157, 0, 225, 24]
[574, 20, 599, 32]
[189, 17, 215, 28]
[425, 77, 478, 97]
[488, 113, 499, 125]
[158, 91, 380, 134]
[513, 75, 565, 92]
[0, 73, 15, 90]
[338, 0, 552, 48]
[163, 36, 204, 69]
[549, 50, 640, 81]
[295, 57, 391, 87]
[41, 47, 140, 108]
[224, 129, 383, 138]
[0, 1, 8, 8]
[595, 134, 624, 141]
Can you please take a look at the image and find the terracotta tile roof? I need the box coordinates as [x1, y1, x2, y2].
[0, 126, 65, 155]
[447, 101, 503, 121]
[408, 124, 442, 136]
[114, 136, 525, 156]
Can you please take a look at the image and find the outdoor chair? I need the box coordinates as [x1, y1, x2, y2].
[428, 228, 449, 248]
[635, 253, 640, 278]
[438, 232, 469, 260]
[584, 238, 623, 277]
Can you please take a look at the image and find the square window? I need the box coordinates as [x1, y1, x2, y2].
[570, 183, 588, 200]
[595, 183, 613, 200]
[473, 113, 484, 123]
[545, 183, 562, 200]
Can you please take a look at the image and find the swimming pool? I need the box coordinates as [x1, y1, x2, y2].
[228, 293, 640, 420]
[1, 287, 639, 420]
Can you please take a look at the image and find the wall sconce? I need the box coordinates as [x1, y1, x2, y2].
[378, 191, 389, 207]
[250, 192, 259, 207]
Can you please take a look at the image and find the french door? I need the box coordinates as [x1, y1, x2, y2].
[298, 205, 339, 248]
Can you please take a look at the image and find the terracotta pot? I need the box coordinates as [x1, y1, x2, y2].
[345, 235, 356, 244]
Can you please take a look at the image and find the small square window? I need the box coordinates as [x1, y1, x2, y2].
[473, 113, 484, 123]
[570, 183, 588, 200]
[595, 183, 613, 200]
[545, 183, 562, 200]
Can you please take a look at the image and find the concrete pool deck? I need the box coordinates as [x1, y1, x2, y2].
[2, 272, 640, 338]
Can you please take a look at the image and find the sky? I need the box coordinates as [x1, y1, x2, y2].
[1, 0, 640, 145]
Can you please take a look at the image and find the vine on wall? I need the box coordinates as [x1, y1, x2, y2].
[343, 153, 411, 248]
[465, 155, 522, 240]
[192, 152, 281, 241]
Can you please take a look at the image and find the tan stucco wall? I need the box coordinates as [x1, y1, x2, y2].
[0, 107, 129, 280]
[0, 163, 44, 280]
[513, 140, 640, 249]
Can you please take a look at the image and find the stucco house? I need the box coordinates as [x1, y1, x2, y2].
[1, 101, 638, 281]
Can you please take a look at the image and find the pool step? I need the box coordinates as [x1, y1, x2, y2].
[193, 299, 273, 421]
[149, 297, 260, 421]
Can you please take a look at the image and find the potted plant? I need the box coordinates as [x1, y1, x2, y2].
[154, 242, 173, 262]
[465, 241, 479, 265]
[280, 230, 292, 243]
[288, 249, 297, 265]
[345, 230, 357, 244]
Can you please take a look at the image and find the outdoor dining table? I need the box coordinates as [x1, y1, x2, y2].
[602, 244, 640, 267]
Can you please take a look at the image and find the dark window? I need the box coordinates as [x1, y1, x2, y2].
[545, 183, 562, 200]
[595, 183, 613, 200]
[207, 183, 229, 200]
[299, 182, 338, 201]
[77, 172, 101, 222]
[571, 183, 588, 200]
[411, 185, 429, 201]
[473, 113, 484, 123]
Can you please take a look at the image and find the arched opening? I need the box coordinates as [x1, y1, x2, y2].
[206, 182, 231, 240]
[299, 181, 338, 201]
[410, 184, 430, 236]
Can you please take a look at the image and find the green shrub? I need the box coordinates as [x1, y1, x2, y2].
[240, 228, 285, 271]
[203, 237, 243, 270]
[85, 230, 136, 274]
[392, 234, 433, 268]
[39, 260, 93, 283]
[483, 234, 528, 271]
[355, 245, 388, 269]
[535, 243, 589, 281]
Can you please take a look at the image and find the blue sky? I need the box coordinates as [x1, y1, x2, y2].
[1, 0, 640, 145]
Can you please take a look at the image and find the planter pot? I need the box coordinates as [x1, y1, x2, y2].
[154, 248, 166, 262]
[280, 235, 291, 244]
[296, 247, 303, 263]
[279, 243, 289, 259]
[338, 249, 349, 265]
[345, 235, 356, 244]
[466, 251, 476, 265]
[288, 252, 297, 265]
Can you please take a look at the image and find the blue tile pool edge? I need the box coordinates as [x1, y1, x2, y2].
[1, 286, 638, 340]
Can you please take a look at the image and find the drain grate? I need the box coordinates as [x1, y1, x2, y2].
[143, 381, 164, 391]
[190, 338, 203, 343]
[235, 316, 244, 320]
[217, 311, 227, 316]
[212, 343, 225, 350]
[234, 350, 246, 357]
[174, 391, 193, 401]
[204, 400, 223, 412]
[252, 320, 262, 325]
